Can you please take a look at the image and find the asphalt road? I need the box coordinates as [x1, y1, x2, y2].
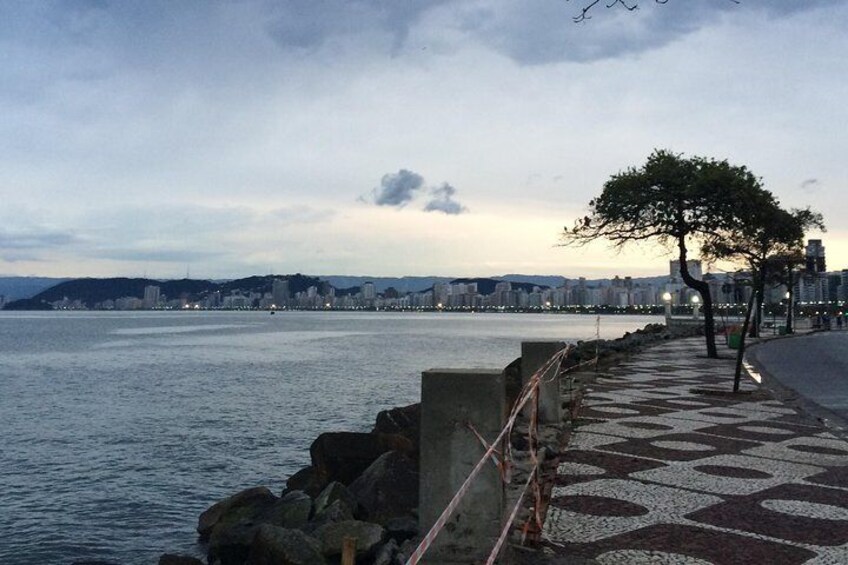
[749, 331, 848, 428]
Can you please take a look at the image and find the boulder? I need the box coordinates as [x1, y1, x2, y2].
[206, 489, 314, 564]
[309, 432, 414, 488]
[309, 498, 355, 529]
[348, 451, 418, 525]
[503, 357, 522, 409]
[397, 538, 421, 564]
[197, 486, 277, 541]
[284, 466, 325, 498]
[313, 481, 357, 517]
[208, 517, 262, 565]
[373, 539, 399, 565]
[385, 516, 418, 543]
[248, 524, 326, 565]
[313, 520, 385, 558]
[158, 555, 204, 565]
[372, 404, 420, 449]
[262, 490, 312, 530]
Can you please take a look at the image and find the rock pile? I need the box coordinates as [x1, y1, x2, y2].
[162, 404, 421, 565]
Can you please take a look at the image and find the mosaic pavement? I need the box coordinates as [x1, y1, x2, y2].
[542, 337, 848, 564]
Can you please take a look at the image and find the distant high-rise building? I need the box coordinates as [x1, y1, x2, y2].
[795, 239, 829, 303]
[433, 282, 448, 307]
[142, 285, 160, 309]
[805, 239, 826, 273]
[361, 282, 376, 300]
[272, 279, 290, 308]
[669, 260, 702, 281]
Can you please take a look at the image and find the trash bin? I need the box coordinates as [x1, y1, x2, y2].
[728, 332, 742, 349]
[778, 325, 787, 335]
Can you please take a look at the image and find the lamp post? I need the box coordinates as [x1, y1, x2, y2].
[784, 291, 793, 334]
[662, 291, 673, 320]
[691, 294, 701, 320]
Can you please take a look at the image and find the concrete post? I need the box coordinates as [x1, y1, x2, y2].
[420, 369, 506, 564]
[521, 341, 565, 424]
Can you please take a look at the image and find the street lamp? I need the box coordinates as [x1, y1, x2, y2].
[691, 294, 701, 319]
[784, 290, 793, 334]
[662, 292, 673, 319]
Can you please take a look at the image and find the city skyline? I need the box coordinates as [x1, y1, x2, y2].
[7, 237, 847, 311]
[1, 2, 843, 279]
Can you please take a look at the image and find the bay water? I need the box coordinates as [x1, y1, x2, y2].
[0, 310, 661, 564]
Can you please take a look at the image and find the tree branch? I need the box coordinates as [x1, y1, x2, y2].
[569, 0, 739, 24]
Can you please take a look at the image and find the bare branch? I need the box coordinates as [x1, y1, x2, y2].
[569, 0, 739, 23]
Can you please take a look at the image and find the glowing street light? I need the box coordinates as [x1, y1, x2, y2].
[662, 291, 673, 318]
[691, 294, 701, 319]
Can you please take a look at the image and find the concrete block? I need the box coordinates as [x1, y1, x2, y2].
[521, 341, 566, 424]
[419, 369, 506, 564]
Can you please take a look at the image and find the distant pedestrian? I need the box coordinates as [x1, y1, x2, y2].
[839, 314, 845, 330]
[823, 313, 831, 330]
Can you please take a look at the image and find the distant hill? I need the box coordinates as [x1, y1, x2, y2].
[500, 274, 566, 288]
[0, 277, 71, 301]
[449, 277, 544, 295]
[2, 274, 323, 310]
[320, 274, 574, 293]
[320, 275, 454, 293]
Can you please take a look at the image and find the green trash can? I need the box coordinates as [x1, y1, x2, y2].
[728, 332, 742, 349]
[778, 325, 787, 335]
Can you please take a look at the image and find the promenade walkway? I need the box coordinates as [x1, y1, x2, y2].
[540, 337, 848, 564]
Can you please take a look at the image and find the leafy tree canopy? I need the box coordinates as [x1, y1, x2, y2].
[563, 149, 762, 254]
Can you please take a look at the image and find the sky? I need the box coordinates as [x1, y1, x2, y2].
[0, 0, 845, 280]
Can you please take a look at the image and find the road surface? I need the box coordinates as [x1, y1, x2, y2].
[749, 331, 848, 429]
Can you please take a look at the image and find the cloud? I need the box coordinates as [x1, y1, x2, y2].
[91, 247, 226, 263]
[423, 183, 468, 215]
[0, 228, 79, 262]
[369, 169, 425, 207]
[364, 171, 467, 214]
[800, 178, 820, 192]
[265, 1, 446, 53]
[0, 229, 78, 250]
[257, 0, 847, 65]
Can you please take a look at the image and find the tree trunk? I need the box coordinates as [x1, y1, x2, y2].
[677, 237, 718, 358]
[734, 285, 758, 392]
[749, 280, 765, 338]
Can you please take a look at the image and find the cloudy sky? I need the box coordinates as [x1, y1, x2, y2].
[1, 0, 844, 279]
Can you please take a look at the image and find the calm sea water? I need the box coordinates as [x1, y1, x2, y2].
[0, 311, 660, 564]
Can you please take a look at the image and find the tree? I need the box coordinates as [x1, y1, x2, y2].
[766, 251, 805, 333]
[701, 201, 824, 391]
[562, 149, 761, 359]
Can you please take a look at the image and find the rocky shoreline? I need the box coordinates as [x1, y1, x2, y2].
[159, 322, 699, 565]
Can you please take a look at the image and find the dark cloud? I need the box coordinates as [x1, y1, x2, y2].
[801, 178, 820, 192]
[459, 0, 848, 65]
[424, 183, 467, 215]
[0, 229, 77, 250]
[265, 1, 448, 52]
[0, 229, 78, 262]
[370, 169, 425, 207]
[260, 0, 845, 65]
